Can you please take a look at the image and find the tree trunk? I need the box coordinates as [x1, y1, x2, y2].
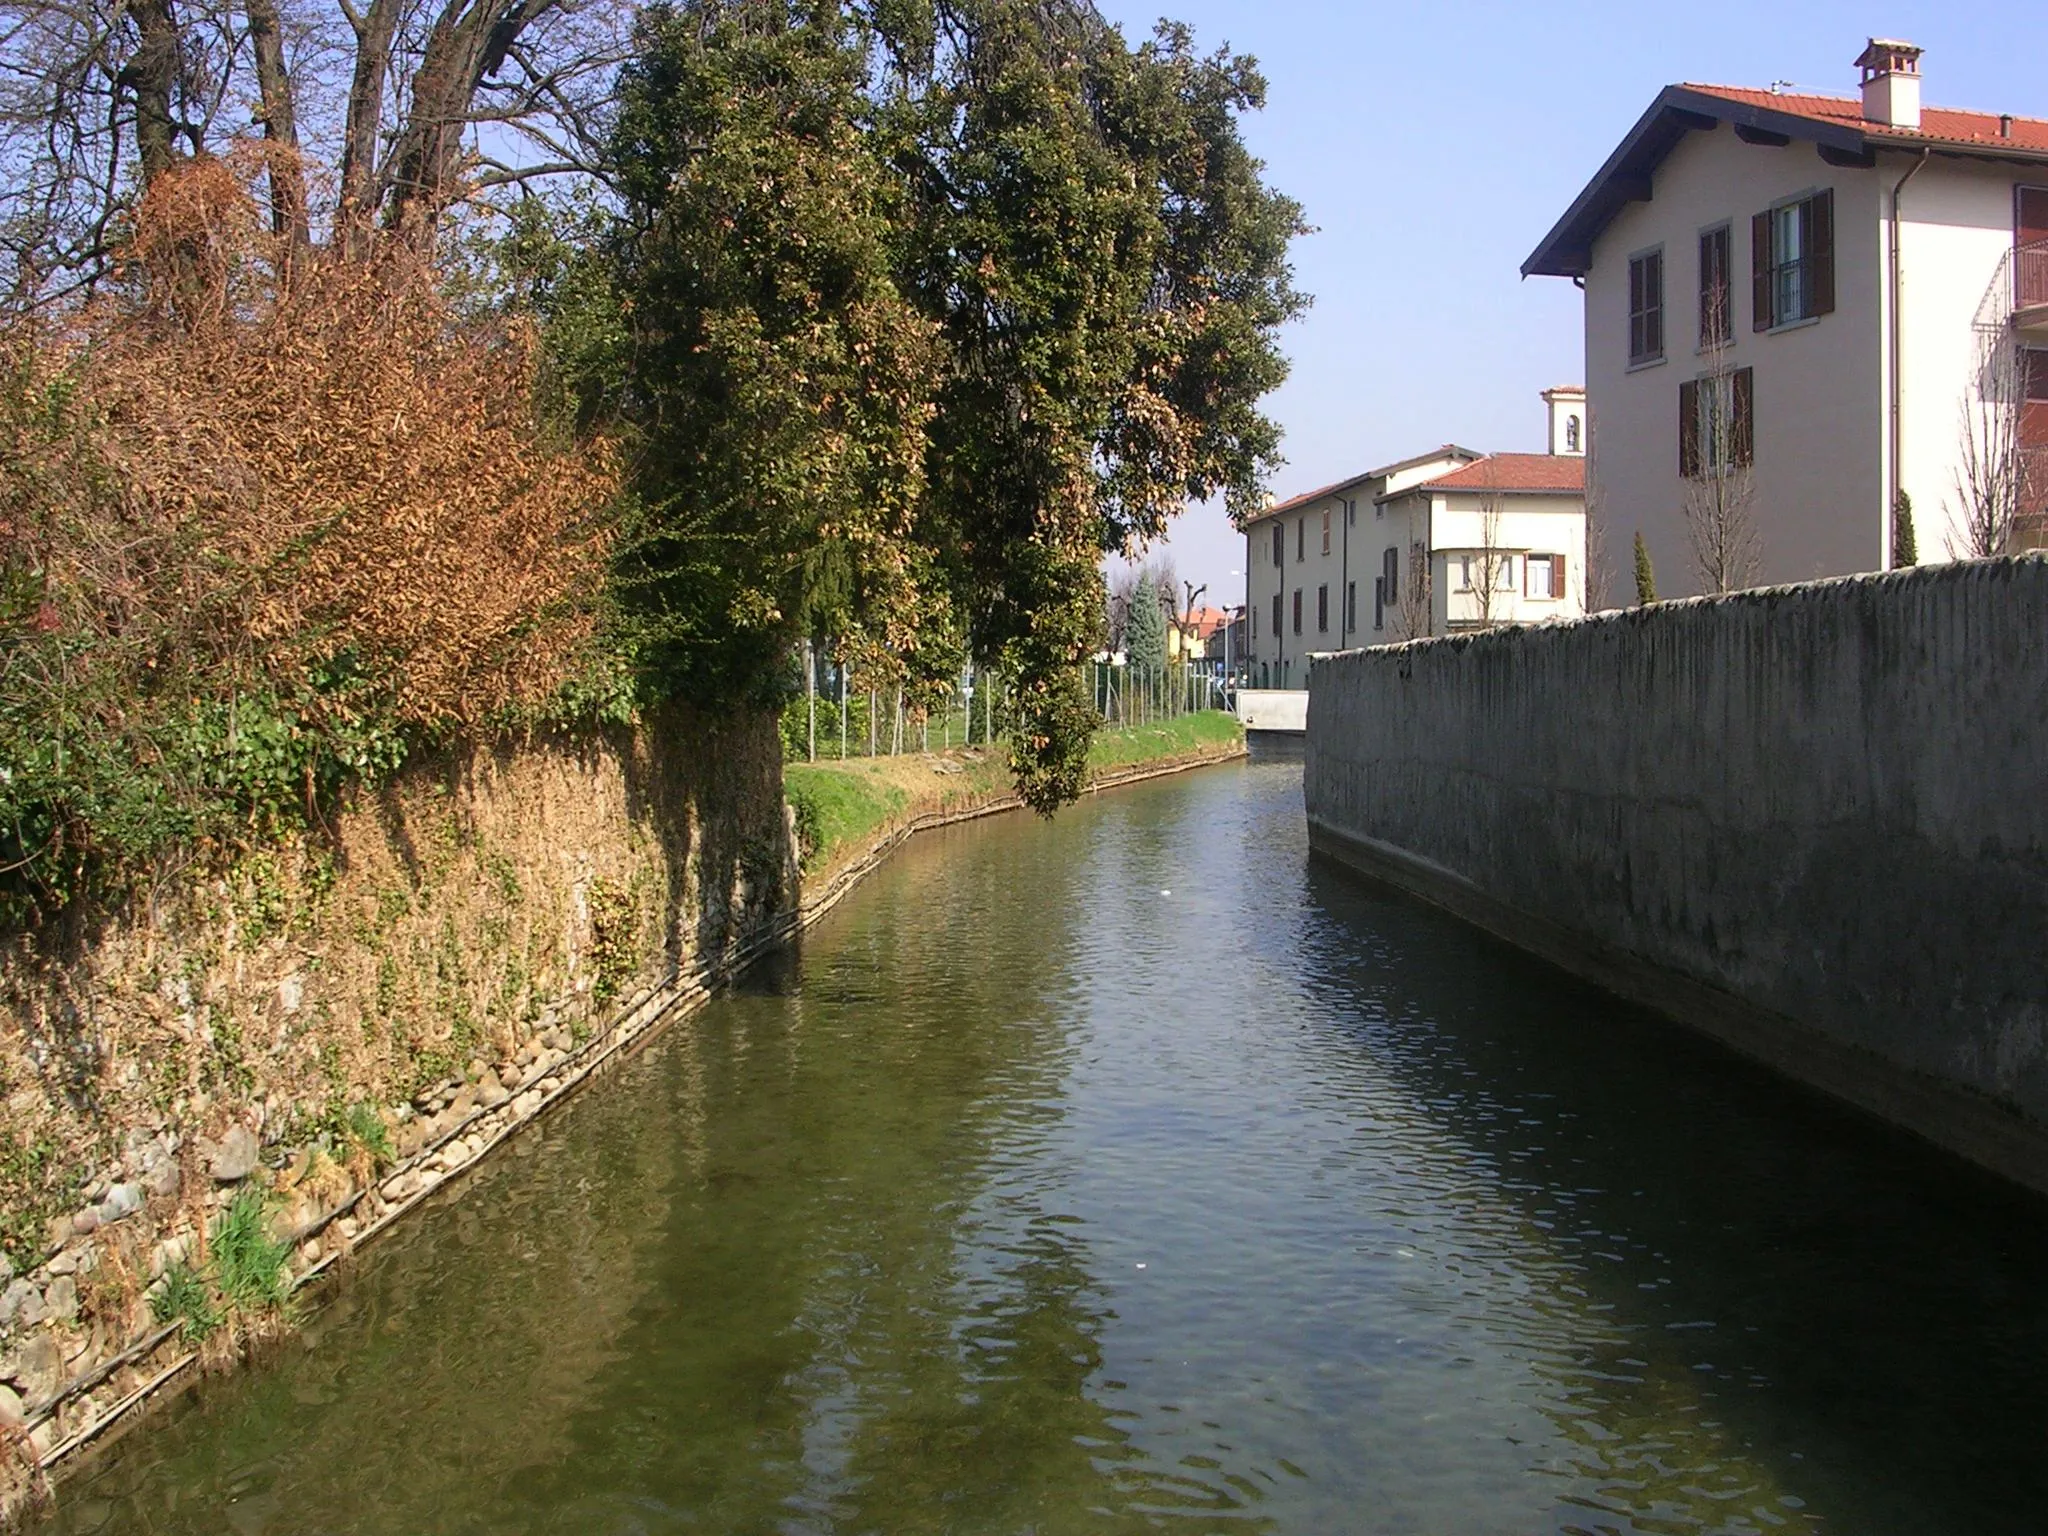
[338, 0, 402, 257]
[126, 0, 182, 186]
[245, 0, 308, 248]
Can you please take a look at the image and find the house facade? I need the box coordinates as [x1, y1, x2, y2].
[1374, 453, 1588, 635]
[1240, 395, 1589, 685]
[1525, 39, 2048, 596]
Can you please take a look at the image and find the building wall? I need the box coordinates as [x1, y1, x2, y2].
[1244, 490, 1371, 688]
[1430, 493, 1588, 629]
[1303, 557, 2048, 1192]
[1892, 154, 2044, 562]
[1585, 126, 1885, 597]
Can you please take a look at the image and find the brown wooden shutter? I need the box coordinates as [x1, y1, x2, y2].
[1555, 553, 1568, 600]
[1808, 189, 1835, 315]
[1646, 251, 1664, 357]
[1679, 379, 1700, 478]
[1732, 367, 1755, 466]
[1752, 211, 1773, 330]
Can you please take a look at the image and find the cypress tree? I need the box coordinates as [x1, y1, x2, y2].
[1633, 530, 1658, 605]
[1893, 490, 1919, 567]
[1125, 573, 1168, 674]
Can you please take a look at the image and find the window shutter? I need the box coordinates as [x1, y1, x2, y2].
[1809, 189, 1835, 316]
[1629, 257, 1644, 358]
[1646, 252, 1664, 357]
[1732, 367, 1755, 466]
[1752, 212, 1773, 330]
[1679, 379, 1701, 478]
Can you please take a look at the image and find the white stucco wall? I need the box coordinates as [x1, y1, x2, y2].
[1584, 125, 1885, 597]
[1891, 155, 2044, 562]
[1430, 494, 1588, 630]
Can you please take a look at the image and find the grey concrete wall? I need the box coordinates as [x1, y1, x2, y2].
[1305, 557, 2048, 1187]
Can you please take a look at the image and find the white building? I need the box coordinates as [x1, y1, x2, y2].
[1525, 38, 2048, 596]
[1240, 393, 1588, 686]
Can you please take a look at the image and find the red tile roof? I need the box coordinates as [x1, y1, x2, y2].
[1249, 445, 1484, 524]
[1684, 84, 2048, 155]
[1526, 81, 2048, 279]
[1415, 453, 1585, 495]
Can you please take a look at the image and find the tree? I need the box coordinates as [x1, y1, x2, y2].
[1394, 540, 1431, 640]
[1892, 489, 1919, 567]
[1949, 328, 2034, 559]
[1124, 568, 1168, 674]
[1466, 470, 1511, 629]
[604, 0, 1306, 814]
[0, 0, 630, 306]
[605, 0, 943, 708]
[1633, 530, 1658, 604]
[1679, 285, 1759, 593]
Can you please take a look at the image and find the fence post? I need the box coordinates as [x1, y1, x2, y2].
[805, 638, 816, 763]
[838, 666, 847, 760]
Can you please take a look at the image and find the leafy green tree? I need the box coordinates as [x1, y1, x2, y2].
[1633, 530, 1658, 605]
[606, 0, 1304, 810]
[606, 0, 947, 707]
[1124, 572, 1167, 674]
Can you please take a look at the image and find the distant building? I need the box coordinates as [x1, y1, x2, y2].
[1239, 393, 1588, 684]
[1525, 38, 2048, 593]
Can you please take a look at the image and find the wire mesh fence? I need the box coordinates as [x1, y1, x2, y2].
[781, 647, 1229, 763]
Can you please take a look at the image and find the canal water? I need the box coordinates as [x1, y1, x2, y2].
[35, 759, 2048, 1534]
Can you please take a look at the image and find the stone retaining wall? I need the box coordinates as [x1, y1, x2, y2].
[1304, 556, 2048, 1191]
[0, 704, 792, 1512]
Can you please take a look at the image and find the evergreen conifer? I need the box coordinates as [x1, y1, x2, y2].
[1893, 491, 1919, 567]
[1633, 531, 1658, 604]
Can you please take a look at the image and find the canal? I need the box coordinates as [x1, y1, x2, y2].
[34, 759, 2048, 1534]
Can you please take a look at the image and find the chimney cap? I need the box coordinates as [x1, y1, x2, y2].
[1856, 38, 1923, 78]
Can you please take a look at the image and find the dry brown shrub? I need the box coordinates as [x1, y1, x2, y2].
[42, 146, 618, 732]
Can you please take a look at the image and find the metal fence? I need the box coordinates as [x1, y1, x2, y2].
[783, 648, 1227, 763]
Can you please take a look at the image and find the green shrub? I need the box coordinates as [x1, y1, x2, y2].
[151, 1262, 222, 1343]
[211, 1190, 292, 1313]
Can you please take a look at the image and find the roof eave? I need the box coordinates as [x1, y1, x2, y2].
[1521, 85, 1871, 280]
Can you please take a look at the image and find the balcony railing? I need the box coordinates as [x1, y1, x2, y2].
[2017, 238, 2048, 313]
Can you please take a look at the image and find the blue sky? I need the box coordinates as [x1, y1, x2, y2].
[1093, 0, 2048, 607]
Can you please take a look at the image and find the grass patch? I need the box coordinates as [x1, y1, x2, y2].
[212, 1189, 292, 1313]
[783, 764, 910, 873]
[782, 711, 1240, 875]
[1085, 710, 1243, 770]
[151, 1262, 221, 1342]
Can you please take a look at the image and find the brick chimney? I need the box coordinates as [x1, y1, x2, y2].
[1856, 38, 1923, 130]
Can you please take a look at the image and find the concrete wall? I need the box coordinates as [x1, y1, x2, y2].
[1235, 688, 1308, 734]
[1304, 557, 2048, 1190]
[1585, 127, 1885, 595]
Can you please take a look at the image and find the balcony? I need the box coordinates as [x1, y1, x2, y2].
[2016, 239, 2048, 335]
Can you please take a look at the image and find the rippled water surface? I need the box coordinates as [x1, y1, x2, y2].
[38, 759, 2048, 1534]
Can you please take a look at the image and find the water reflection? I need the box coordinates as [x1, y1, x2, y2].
[35, 761, 2048, 1535]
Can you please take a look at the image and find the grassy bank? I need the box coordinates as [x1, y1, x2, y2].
[783, 711, 1244, 884]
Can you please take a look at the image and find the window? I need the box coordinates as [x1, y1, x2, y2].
[1679, 367, 1755, 478]
[1382, 547, 1400, 606]
[1345, 581, 1357, 631]
[1565, 414, 1582, 452]
[1320, 509, 1331, 555]
[1525, 553, 1567, 599]
[1752, 190, 1834, 330]
[1272, 591, 1282, 638]
[1250, 605, 1256, 641]
[1699, 224, 1733, 347]
[1291, 589, 1302, 634]
[1346, 503, 1355, 527]
[1629, 248, 1665, 364]
[2024, 346, 2048, 447]
[1296, 519, 1304, 561]
[1271, 523, 1283, 566]
[1316, 584, 1329, 632]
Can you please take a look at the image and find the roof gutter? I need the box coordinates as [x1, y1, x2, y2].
[1888, 147, 1932, 564]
